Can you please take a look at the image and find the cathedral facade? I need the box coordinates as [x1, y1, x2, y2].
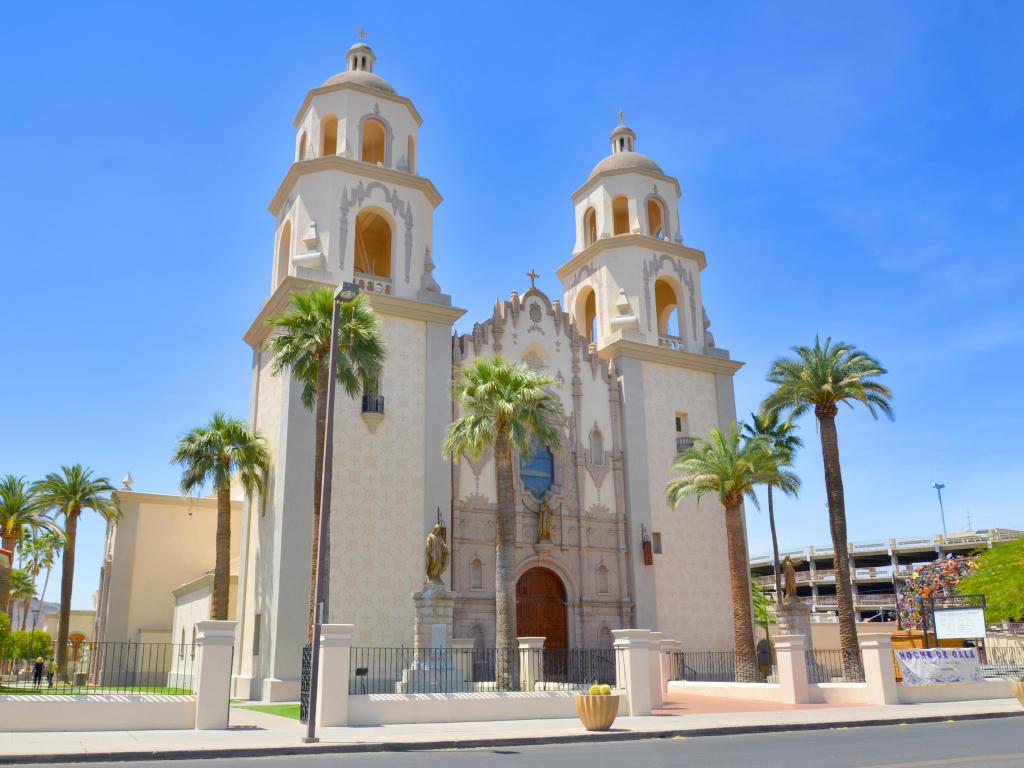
[232, 41, 745, 702]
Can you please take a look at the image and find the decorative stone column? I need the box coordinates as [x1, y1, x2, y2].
[860, 631, 900, 705]
[778, 600, 814, 655]
[412, 581, 456, 651]
[773, 633, 810, 704]
[316, 624, 353, 727]
[647, 631, 664, 708]
[612, 628, 653, 717]
[518, 637, 545, 692]
[194, 620, 237, 730]
[396, 581, 462, 693]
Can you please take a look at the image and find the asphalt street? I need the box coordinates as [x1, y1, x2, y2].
[25, 717, 1024, 768]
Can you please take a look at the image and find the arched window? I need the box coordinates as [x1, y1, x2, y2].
[321, 114, 338, 156]
[276, 220, 292, 287]
[520, 437, 554, 499]
[362, 118, 386, 164]
[470, 558, 483, 590]
[584, 290, 597, 343]
[597, 565, 609, 594]
[655, 277, 681, 338]
[298, 132, 307, 161]
[583, 207, 597, 247]
[354, 210, 392, 279]
[612, 196, 630, 235]
[406, 135, 416, 174]
[647, 198, 665, 239]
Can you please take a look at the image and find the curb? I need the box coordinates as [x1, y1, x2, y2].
[2, 709, 1021, 764]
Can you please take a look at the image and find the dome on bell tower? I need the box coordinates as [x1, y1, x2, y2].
[322, 40, 397, 94]
[588, 122, 663, 180]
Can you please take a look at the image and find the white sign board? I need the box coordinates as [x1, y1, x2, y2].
[933, 607, 987, 640]
[895, 647, 982, 685]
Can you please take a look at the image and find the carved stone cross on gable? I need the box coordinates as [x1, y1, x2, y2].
[526, 268, 540, 290]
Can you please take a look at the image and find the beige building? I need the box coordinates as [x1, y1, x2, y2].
[229, 40, 744, 702]
[91, 487, 242, 647]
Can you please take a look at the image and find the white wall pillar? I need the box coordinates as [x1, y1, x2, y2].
[316, 624, 354, 727]
[660, 639, 681, 692]
[518, 637, 545, 692]
[773, 633, 809, 705]
[612, 628, 652, 716]
[194, 620, 237, 730]
[861, 631, 899, 705]
[647, 631, 663, 708]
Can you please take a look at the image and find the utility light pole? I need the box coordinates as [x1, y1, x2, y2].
[303, 281, 359, 744]
[932, 483, 947, 537]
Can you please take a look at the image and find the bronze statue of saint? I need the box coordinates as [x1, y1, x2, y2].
[425, 524, 449, 584]
[782, 555, 798, 604]
[537, 498, 554, 542]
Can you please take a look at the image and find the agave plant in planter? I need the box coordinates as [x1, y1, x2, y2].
[575, 683, 620, 731]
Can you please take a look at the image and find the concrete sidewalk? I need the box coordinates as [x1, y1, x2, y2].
[0, 698, 1020, 764]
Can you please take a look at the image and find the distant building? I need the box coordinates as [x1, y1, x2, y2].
[750, 528, 1023, 622]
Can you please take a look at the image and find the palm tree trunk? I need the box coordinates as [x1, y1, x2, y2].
[57, 512, 78, 678]
[767, 484, 783, 602]
[20, 597, 30, 631]
[0, 535, 15, 616]
[34, 566, 52, 631]
[307, 364, 330, 643]
[724, 502, 759, 683]
[212, 485, 232, 621]
[816, 407, 864, 682]
[493, 429, 518, 689]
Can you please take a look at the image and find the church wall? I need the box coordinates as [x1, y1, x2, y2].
[328, 312, 428, 647]
[640, 361, 734, 650]
[451, 290, 630, 649]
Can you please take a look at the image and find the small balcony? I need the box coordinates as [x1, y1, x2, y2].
[675, 436, 695, 453]
[360, 394, 385, 432]
[658, 335, 685, 351]
[354, 273, 393, 296]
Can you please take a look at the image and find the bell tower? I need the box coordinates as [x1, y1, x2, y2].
[556, 119, 743, 646]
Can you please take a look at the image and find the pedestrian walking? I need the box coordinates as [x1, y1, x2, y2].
[32, 656, 44, 688]
[46, 658, 56, 688]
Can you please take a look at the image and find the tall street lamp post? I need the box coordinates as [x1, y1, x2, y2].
[932, 482, 947, 538]
[303, 281, 359, 744]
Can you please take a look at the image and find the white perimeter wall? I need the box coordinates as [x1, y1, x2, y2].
[347, 691, 613, 726]
[0, 695, 195, 732]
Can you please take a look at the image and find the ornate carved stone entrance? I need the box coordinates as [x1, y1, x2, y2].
[515, 567, 568, 649]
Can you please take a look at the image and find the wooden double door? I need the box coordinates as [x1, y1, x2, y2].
[515, 567, 568, 650]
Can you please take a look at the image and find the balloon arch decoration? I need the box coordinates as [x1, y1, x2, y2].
[896, 554, 979, 630]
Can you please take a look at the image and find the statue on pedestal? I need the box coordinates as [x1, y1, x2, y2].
[537, 498, 554, 543]
[425, 524, 449, 585]
[782, 555, 799, 604]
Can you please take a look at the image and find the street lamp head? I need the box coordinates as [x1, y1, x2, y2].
[335, 281, 360, 302]
[933, 483, 945, 492]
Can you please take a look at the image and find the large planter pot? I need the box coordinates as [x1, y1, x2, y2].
[575, 694, 620, 731]
[1012, 680, 1024, 707]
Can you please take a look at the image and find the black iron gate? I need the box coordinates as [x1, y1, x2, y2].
[299, 645, 311, 724]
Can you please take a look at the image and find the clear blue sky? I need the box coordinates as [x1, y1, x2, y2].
[1, 3, 1021, 610]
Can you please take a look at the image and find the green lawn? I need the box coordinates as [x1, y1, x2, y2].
[236, 702, 302, 720]
[0, 685, 192, 696]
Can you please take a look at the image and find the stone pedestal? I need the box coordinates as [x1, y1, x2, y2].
[777, 601, 813, 651]
[396, 581, 463, 693]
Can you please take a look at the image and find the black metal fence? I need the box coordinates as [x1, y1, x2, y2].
[299, 644, 312, 723]
[979, 645, 1024, 679]
[0, 641, 196, 695]
[672, 650, 778, 683]
[805, 649, 847, 683]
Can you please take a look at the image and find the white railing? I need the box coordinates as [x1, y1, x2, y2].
[658, 335, 685, 351]
[853, 567, 893, 581]
[354, 273, 393, 295]
[851, 541, 888, 552]
[813, 569, 836, 581]
[854, 594, 896, 606]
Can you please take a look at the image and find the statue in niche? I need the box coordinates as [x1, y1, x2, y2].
[425, 524, 449, 584]
[782, 555, 799, 604]
[537, 498, 554, 543]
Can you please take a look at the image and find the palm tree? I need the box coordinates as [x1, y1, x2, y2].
[762, 336, 893, 682]
[32, 465, 120, 674]
[9, 568, 34, 628]
[742, 413, 803, 601]
[265, 287, 385, 639]
[443, 356, 563, 685]
[0, 475, 59, 615]
[666, 424, 799, 683]
[25, 530, 62, 630]
[171, 413, 270, 621]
